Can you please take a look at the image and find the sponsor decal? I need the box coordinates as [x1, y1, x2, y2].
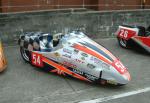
[85, 73, 98, 81]
[81, 52, 88, 57]
[81, 57, 85, 60]
[73, 69, 84, 75]
[74, 49, 79, 54]
[75, 59, 84, 64]
[54, 52, 60, 57]
[63, 61, 77, 68]
[51, 68, 66, 76]
[102, 63, 110, 70]
[87, 63, 96, 69]
[62, 54, 71, 58]
[63, 48, 72, 54]
[90, 56, 102, 64]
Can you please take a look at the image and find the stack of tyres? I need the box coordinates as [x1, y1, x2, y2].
[0, 40, 7, 72]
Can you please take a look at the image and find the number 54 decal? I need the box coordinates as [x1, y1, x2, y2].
[31, 52, 43, 67]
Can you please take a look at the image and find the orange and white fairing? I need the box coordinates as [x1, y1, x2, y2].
[19, 31, 131, 85]
[0, 41, 7, 72]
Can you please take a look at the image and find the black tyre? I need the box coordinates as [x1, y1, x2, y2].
[118, 38, 128, 48]
[20, 47, 30, 62]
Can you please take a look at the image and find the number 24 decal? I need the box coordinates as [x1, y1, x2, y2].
[31, 52, 43, 67]
[120, 29, 128, 38]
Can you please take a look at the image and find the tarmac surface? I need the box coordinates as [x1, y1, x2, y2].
[0, 38, 150, 103]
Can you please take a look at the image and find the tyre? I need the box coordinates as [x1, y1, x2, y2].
[117, 38, 128, 48]
[20, 47, 30, 62]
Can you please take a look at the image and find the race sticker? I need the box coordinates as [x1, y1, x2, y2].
[118, 28, 137, 39]
[63, 48, 72, 54]
[31, 52, 43, 67]
[75, 59, 84, 64]
[63, 61, 77, 68]
[87, 63, 96, 69]
[54, 52, 61, 57]
[62, 54, 71, 58]
[81, 52, 88, 57]
[113, 60, 126, 74]
[74, 49, 79, 54]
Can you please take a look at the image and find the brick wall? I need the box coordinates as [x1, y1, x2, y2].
[1, 0, 87, 12]
[1, 0, 150, 13]
[0, 0, 1, 12]
[98, 0, 142, 10]
[1, 0, 58, 12]
[145, 0, 150, 9]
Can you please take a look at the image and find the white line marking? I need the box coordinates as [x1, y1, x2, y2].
[4, 45, 18, 48]
[79, 87, 150, 103]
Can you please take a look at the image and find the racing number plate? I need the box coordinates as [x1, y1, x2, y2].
[118, 28, 137, 40]
[112, 60, 127, 74]
[31, 52, 43, 67]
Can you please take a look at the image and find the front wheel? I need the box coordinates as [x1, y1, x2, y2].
[20, 47, 30, 62]
[117, 38, 129, 48]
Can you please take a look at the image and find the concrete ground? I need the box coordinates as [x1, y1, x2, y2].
[0, 38, 150, 103]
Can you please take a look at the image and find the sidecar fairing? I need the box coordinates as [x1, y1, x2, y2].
[19, 31, 131, 85]
[116, 25, 150, 53]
